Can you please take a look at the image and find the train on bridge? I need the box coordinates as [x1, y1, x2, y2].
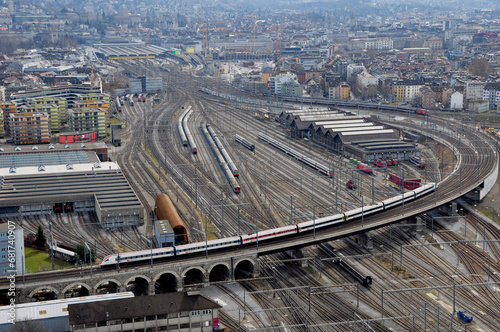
[100, 183, 436, 267]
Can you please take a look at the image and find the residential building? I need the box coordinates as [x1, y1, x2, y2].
[268, 73, 299, 95]
[357, 71, 378, 88]
[261, 67, 273, 83]
[67, 108, 107, 138]
[30, 96, 67, 125]
[68, 292, 223, 332]
[282, 82, 303, 97]
[391, 80, 424, 104]
[9, 112, 51, 145]
[468, 100, 489, 113]
[10, 84, 102, 105]
[21, 104, 61, 132]
[449, 91, 464, 110]
[0, 102, 16, 136]
[0, 222, 24, 276]
[346, 64, 366, 81]
[420, 86, 437, 110]
[465, 81, 486, 100]
[0, 86, 5, 102]
[329, 82, 350, 100]
[483, 82, 500, 109]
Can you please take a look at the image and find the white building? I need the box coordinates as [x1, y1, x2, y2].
[0, 222, 24, 276]
[268, 73, 299, 95]
[357, 71, 379, 88]
[346, 64, 366, 80]
[450, 91, 463, 110]
[0, 86, 5, 102]
[465, 81, 486, 100]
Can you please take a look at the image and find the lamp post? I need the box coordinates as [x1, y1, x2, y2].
[140, 235, 153, 268]
[84, 242, 93, 276]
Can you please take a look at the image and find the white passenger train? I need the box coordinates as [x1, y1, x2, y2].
[100, 183, 436, 267]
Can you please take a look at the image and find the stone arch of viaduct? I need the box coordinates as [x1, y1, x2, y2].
[16, 256, 259, 302]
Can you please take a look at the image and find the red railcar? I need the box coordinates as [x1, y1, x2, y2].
[374, 159, 386, 167]
[416, 109, 429, 115]
[388, 173, 421, 190]
[357, 162, 373, 174]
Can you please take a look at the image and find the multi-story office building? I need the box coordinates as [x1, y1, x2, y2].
[281, 82, 303, 97]
[9, 112, 51, 144]
[67, 107, 107, 138]
[0, 222, 24, 276]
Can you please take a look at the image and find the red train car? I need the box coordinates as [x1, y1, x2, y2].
[374, 159, 387, 167]
[357, 162, 373, 174]
[388, 173, 421, 190]
[416, 109, 429, 115]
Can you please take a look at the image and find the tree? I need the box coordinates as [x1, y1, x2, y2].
[35, 226, 46, 249]
[76, 242, 96, 263]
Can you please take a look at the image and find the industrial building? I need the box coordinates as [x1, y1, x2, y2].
[129, 76, 163, 93]
[282, 109, 418, 162]
[0, 222, 24, 276]
[68, 292, 222, 332]
[0, 293, 134, 332]
[0, 145, 144, 228]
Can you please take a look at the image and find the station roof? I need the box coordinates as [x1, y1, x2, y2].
[315, 120, 367, 126]
[0, 151, 93, 168]
[93, 43, 168, 58]
[0, 163, 143, 214]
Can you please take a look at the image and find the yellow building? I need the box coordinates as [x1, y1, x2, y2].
[339, 83, 350, 100]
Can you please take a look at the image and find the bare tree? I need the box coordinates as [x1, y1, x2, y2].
[9, 320, 51, 332]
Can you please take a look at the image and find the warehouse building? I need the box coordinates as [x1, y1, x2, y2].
[0, 293, 134, 332]
[285, 109, 418, 162]
[68, 292, 222, 332]
[0, 146, 144, 228]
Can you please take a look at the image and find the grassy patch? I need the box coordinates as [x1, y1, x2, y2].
[24, 247, 72, 273]
[109, 117, 124, 125]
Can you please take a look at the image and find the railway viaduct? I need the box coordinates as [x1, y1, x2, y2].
[13, 253, 260, 303]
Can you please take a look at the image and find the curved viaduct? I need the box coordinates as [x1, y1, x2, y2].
[4, 109, 499, 303]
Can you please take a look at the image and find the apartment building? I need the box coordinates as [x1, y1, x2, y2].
[20, 104, 61, 132]
[329, 82, 350, 100]
[483, 82, 500, 109]
[0, 102, 16, 136]
[391, 80, 424, 104]
[465, 81, 486, 100]
[30, 96, 67, 125]
[9, 112, 51, 144]
[67, 107, 107, 138]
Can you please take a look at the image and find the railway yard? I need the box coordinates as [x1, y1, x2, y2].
[4, 55, 500, 331]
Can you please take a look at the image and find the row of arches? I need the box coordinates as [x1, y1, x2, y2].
[20, 260, 255, 302]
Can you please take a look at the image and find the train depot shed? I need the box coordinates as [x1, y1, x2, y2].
[0, 149, 145, 227]
[282, 109, 419, 162]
